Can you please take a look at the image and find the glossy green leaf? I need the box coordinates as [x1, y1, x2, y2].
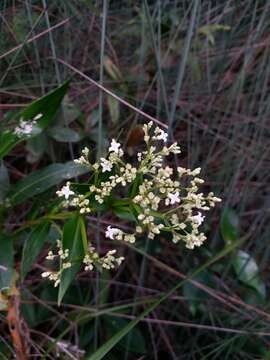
[0, 162, 10, 203]
[220, 208, 239, 244]
[112, 206, 136, 222]
[0, 80, 70, 159]
[20, 80, 70, 129]
[21, 222, 50, 279]
[85, 313, 148, 360]
[98, 271, 111, 305]
[128, 173, 143, 198]
[26, 133, 48, 163]
[48, 126, 81, 143]
[104, 317, 146, 354]
[232, 250, 266, 299]
[0, 234, 14, 291]
[0, 132, 18, 161]
[183, 270, 215, 316]
[58, 215, 85, 304]
[7, 161, 89, 206]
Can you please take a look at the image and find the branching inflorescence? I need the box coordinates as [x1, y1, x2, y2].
[43, 121, 221, 286]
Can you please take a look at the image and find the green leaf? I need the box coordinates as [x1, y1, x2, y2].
[7, 161, 89, 206]
[112, 206, 136, 222]
[98, 271, 111, 305]
[26, 133, 48, 163]
[128, 173, 143, 198]
[240, 285, 266, 306]
[107, 96, 120, 124]
[0, 132, 18, 161]
[0, 162, 10, 203]
[20, 80, 70, 129]
[232, 250, 266, 299]
[48, 126, 81, 143]
[0, 80, 70, 159]
[21, 222, 50, 279]
[183, 270, 215, 316]
[220, 208, 239, 244]
[85, 313, 148, 360]
[58, 215, 85, 304]
[0, 234, 13, 291]
[104, 317, 146, 354]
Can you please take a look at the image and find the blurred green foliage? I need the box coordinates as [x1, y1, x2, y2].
[0, 0, 270, 359]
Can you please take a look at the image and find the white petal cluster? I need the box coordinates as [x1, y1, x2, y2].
[90, 163, 137, 204]
[43, 240, 125, 287]
[105, 226, 136, 243]
[100, 158, 113, 172]
[14, 117, 38, 137]
[74, 147, 91, 166]
[167, 192, 180, 205]
[153, 127, 168, 142]
[68, 195, 91, 214]
[83, 246, 124, 271]
[101, 249, 124, 270]
[56, 182, 74, 200]
[109, 139, 122, 155]
[42, 240, 71, 287]
[52, 120, 221, 279]
[57, 182, 91, 214]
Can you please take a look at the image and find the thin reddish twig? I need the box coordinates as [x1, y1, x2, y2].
[55, 57, 168, 129]
[0, 18, 70, 60]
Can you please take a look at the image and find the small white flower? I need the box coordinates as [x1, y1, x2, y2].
[100, 158, 113, 172]
[169, 143, 181, 154]
[46, 251, 55, 260]
[156, 130, 168, 142]
[82, 147, 89, 156]
[41, 271, 50, 278]
[33, 113, 43, 120]
[109, 139, 121, 153]
[116, 256, 125, 265]
[167, 192, 180, 205]
[105, 226, 120, 239]
[192, 212, 205, 226]
[14, 118, 37, 137]
[57, 183, 74, 200]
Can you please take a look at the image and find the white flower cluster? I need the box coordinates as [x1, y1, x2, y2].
[50, 121, 221, 286]
[41, 240, 71, 287]
[14, 113, 42, 137]
[83, 246, 124, 271]
[106, 226, 136, 243]
[56, 182, 91, 214]
[74, 147, 91, 166]
[90, 162, 137, 204]
[42, 239, 124, 287]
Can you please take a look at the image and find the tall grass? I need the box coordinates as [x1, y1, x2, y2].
[0, 1, 270, 359]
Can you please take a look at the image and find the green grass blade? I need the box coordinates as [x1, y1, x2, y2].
[86, 239, 243, 360]
[58, 214, 85, 304]
[0, 234, 14, 291]
[21, 221, 50, 279]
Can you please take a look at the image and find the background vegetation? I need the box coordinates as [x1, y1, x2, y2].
[0, 0, 270, 359]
